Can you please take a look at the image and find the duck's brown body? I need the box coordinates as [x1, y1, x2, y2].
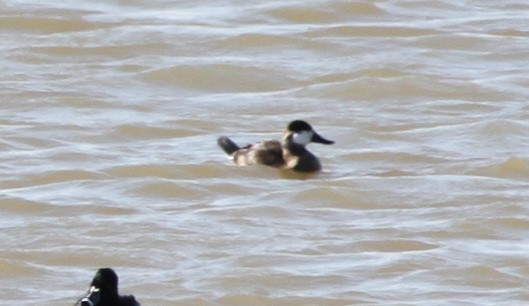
[218, 120, 333, 173]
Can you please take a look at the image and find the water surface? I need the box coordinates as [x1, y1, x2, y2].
[1, 0, 529, 305]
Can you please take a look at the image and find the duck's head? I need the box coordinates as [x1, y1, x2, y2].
[284, 120, 334, 146]
[79, 268, 118, 306]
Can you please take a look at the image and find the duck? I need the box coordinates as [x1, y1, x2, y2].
[218, 120, 334, 172]
[76, 268, 140, 306]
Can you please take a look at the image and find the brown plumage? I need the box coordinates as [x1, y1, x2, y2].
[218, 120, 334, 172]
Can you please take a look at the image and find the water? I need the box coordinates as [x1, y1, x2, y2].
[1, 0, 529, 305]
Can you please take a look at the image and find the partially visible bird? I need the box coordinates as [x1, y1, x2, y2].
[76, 268, 140, 306]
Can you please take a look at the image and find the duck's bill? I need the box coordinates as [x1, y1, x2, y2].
[312, 132, 334, 145]
[79, 286, 101, 306]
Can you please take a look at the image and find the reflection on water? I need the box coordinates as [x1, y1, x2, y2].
[1, 0, 529, 304]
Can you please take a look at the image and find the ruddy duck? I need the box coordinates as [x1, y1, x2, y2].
[218, 120, 334, 172]
[76, 268, 140, 306]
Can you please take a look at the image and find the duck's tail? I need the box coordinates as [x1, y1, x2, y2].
[217, 137, 240, 155]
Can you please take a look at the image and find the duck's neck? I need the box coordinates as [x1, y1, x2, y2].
[283, 141, 307, 156]
[101, 291, 120, 305]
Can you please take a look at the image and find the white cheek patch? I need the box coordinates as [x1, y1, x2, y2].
[292, 131, 312, 145]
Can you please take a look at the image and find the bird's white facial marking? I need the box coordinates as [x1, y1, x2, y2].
[292, 131, 312, 145]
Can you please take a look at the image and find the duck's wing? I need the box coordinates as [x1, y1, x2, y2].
[233, 140, 284, 167]
[253, 140, 284, 167]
